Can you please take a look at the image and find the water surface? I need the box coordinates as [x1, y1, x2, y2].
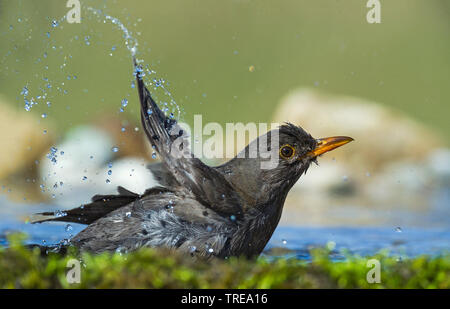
[0, 199, 448, 260]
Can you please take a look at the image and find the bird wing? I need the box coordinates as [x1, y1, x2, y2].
[71, 191, 232, 256]
[147, 162, 179, 188]
[135, 61, 243, 217]
[32, 186, 142, 225]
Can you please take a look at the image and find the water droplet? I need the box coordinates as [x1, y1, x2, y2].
[125, 212, 131, 218]
[121, 98, 128, 107]
[108, 162, 113, 168]
[326, 241, 336, 251]
[82, 176, 87, 181]
[107, 170, 112, 176]
[208, 248, 214, 253]
[282, 239, 287, 245]
[115, 246, 127, 255]
[151, 152, 157, 159]
[111, 146, 119, 153]
[46, 146, 58, 164]
[106, 179, 110, 184]
[65, 224, 73, 232]
[41, 113, 47, 118]
[51, 20, 59, 28]
[20, 86, 29, 97]
[54, 210, 67, 218]
[395, 227, 402, 233]
[230, 215, 236, 221]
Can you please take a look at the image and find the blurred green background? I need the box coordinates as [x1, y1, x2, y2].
[0, 0, 449, 141]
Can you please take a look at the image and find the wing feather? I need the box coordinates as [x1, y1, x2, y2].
[135, 60, 243, 217]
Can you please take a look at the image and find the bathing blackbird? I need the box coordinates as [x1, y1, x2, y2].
[34, 62, 353, 258]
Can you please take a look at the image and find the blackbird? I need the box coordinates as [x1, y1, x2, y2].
[34, 61, 353, 258]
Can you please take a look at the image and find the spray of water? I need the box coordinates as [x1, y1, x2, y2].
[86, 7, 181, 119]
[6, 7, 183, 200]
[87, 7, 138, 58]
[18, 7, 181, 119]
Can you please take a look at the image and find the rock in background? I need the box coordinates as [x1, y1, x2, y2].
[38, 118, 158, 208]
[0, 103, 158, 207]
[0, 96, 55, 202]
[272, 89, 450, 227]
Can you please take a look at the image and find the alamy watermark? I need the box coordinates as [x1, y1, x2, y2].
[66, 258, 81, 284]
[366, 259, 381, 284]
[65, 1, 381, 25]
[165, 115, 281, 170]
[366, 0, 381, 24]
[66, 0, 81, 24]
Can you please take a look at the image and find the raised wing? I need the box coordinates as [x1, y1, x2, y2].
[135, 60, 243, 217]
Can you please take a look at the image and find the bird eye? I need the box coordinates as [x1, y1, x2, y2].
[279, 144, 295, 159]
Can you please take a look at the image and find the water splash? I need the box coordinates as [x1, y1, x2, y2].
[46, 146, 59, 165]
[87, 7, 138, 58]
[86, 7, 181, 119]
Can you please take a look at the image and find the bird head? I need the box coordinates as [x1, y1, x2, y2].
[265, 123, 353, 191]
[222, 123, 353, 208]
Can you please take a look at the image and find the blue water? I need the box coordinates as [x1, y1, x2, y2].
[1, 187, 449, 260]
[0, 214, 448, 260]
[269, 226, 450, 260]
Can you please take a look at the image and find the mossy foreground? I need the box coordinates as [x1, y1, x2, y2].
[0, 235, 448, 289]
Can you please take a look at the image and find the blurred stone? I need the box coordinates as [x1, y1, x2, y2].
[94, 115, 150, 159]
[0, 97, 55, 180]
[426, 148, 450, 184]
[272, 89, 443, 170]
[272, 89, 448, 226]
[39, 125, 158, 207]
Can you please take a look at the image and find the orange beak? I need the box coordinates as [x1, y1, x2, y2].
[306, 136, 354, 158]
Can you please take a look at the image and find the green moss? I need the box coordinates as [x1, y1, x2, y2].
[0, 234, 448, 288]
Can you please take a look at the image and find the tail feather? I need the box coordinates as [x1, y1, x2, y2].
[32, 186, 139, 225]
